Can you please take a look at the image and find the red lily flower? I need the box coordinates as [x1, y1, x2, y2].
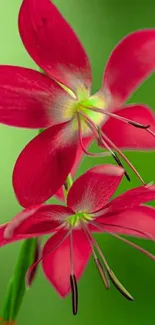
[1, 0, 155, 207]
[1, 165, 155, 314]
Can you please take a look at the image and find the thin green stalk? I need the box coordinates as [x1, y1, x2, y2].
[63, 174, 73, 201]
[1, 127, 46, 321]
[2, 238, 38, 321]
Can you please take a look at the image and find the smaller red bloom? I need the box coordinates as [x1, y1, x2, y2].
[1, 165, 155, 314]
[0, 0, 155, 206]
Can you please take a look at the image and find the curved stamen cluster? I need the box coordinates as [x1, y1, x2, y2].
[2, 162, 155, 315]
[76, 104, 155, 184]
[39, 216, 155, 314]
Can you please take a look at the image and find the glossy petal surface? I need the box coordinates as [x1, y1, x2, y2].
[96, 206, 155, 238]
[67, 164, 124, 213]
[13, 122, 78, 207]
[0, 205, 73, 245]
[106, 185, 155, 212]
[4, 204, 73, 240]
[42, 229, 91, 297]
[102, 105, 155, 149]
[0, 66, 73, 128]
[103, 30, 155, 106]
[19, 0, 92, 93]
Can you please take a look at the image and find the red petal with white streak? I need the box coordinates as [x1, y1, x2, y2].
[102, 105, 155, 149]
[13, 122, 78, 207]
[103, 30, 155, 106]
[42, 229, 91, 297]
[19, 0, 92, 94]
[67, 164, 124, 213]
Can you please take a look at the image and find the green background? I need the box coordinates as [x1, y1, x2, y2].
[0, 0, 155, 324]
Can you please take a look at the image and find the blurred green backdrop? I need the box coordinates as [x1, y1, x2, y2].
[1, 0, 155, 324]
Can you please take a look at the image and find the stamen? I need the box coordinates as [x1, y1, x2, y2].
[87, 106, 150, 130]
[112, 152, 130, 182]
[78, 108, 145, 185]
[70, 275, 78, 315]
[91, 220, 155, 261]
[26, 229, 70, 288]
[70, 231, 74, 275]
[91, 220, 154, 241]
[78, 111, 99, 139]
[82, 223, 133, 300]
[94, 258, 110, 289]
[77, 113, 110, 158]
[108, 232, 155, 261]
[81, 222, 110, 289]
[78, 112, 129, 177]
[107, 269, 134, 301]
[80, 106, 147, 185]
[146, 128, 155, 137]
[101, 131, 145, 185]
[91, 234, 134, 301]
[128, 121, 150, 129]
[69, 231, 78, 315]
[145, 181, 154, 187]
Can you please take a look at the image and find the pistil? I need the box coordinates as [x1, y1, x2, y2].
[88, 106, 151, 130]
[81, 222, 134, 300]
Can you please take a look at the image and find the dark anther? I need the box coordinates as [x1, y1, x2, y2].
[112, 153, 131, 182]
[128, 121, 150, 129]
[64, 181, 69, 192]
[70, 274, 78, 315]
[108, 269, 134, 301]
[95, 258, 110, 289]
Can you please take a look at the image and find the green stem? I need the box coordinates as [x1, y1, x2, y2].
[63, 174, 73, 201]
[1, 128, 46, 322]
[2, 238, 38, 321]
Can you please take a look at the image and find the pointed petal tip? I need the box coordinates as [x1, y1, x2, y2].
[102, 104, 155, 150]
[103, 29, 155, 105]
[19, 0, 92, 93]
[13, 122, 78, 207]
[67, 164, 124, 213]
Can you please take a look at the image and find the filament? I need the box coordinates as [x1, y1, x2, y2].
[77, 113, 110, 158]
[69, 230, 78, 315]
[81, 222, 110, 289]
[91, 220, 154, 240]
[82, 222, 133, 300]
[101, 131, 145, 185]
[25, 229, 70, 288]
[87, 106, 150, 130]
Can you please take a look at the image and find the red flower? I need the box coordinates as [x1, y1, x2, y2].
[1, 165, 155, 314]
[1, 0, 155, 207]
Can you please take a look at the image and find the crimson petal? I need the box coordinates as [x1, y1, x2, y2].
[96, 206, 155, 238]
[0, 66, 73, 128]
[67, 164, 124, 213]
[0, 205, 73, 246]
[106, 185, 155, 212]
[13, 121, 78, 207]
[55, 134, 93, 201]
[103, 29, 155, 106]
[42, 229, 91, 297]
[19, 0, 92, 94]
[102, 105, 155, 149]
[4, 204, 73, 240]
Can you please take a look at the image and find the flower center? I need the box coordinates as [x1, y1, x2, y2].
[61, 82, 109, 136]
[66, 212, 93, 227]
[73, 92, 108, 136]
